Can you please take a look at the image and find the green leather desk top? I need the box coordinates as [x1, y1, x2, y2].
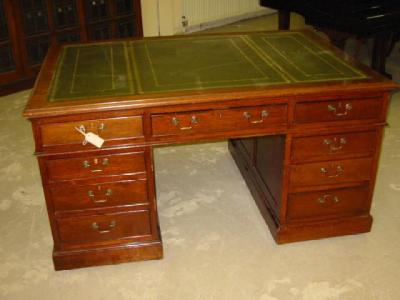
[48, 31, 368, 102]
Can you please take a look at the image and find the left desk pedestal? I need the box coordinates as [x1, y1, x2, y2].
[31, 113, 163, 270]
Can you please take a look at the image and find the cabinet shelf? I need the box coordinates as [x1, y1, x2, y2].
[55, 26, 81, 34]
[23, 32, 51, 40]
[0, 40, 10, 47]
[87, 13, 137, 26]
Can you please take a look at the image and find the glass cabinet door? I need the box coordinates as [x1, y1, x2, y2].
[115, 0, 133, 16]
[19, 0, 50, 66]
[20, 0, 49, 35]
[53, 0, 80, 44]
[25, 37, 50, 65]
[115, 0, 136, 38]
[53, 0, 78, 29]
[116, 19, 136, 38]
[85, 0, 111, 40]
[114, 0, 140, 38]
[0, 0, 16, 74]
[85, 0, 140, 40]
[85, 0, 109, 23]
[0, 0, 142, 93]
[0, 46, 15, 74]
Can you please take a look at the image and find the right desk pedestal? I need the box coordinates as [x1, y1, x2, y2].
[229, 121, 385, 243]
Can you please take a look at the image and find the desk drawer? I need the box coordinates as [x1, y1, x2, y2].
[50, 179, 148, 212]
[287, 186, 370, 221]
[40, 116, 143, 147]
[294, 98, 382, 124]
[151, 105, 287, 136]
[152, 110, 215, 136]
[45, 152, 146, 182]
[290, 157, 373, 188]
[57, 210, 152, 244]
[218, 105, 287, 130]
[291, 130, 377, 162]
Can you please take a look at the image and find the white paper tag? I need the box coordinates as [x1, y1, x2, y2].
[85, 132, 105, 148]
[75, 127, 105, 148]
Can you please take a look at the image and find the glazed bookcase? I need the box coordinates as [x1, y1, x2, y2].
[0, 0, 142, 95]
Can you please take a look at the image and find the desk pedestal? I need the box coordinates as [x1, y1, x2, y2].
[228, 110, 385, 243]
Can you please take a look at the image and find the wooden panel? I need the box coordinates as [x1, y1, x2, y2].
[287, 185, 370, 221]
[40, 116, 143, 147]
[151, 105, 287, 137]
[50, 179, 148, 211]
[294, 98, 382, 124]
[290, 157, 374, 188]
[255, 135, 286, 205]
[57, 210, 152, 244]
[291, 130, 377, 162]
[45, 152, 146, 182]
[53, 240, 163, 270]
[238, 138, 255, 163]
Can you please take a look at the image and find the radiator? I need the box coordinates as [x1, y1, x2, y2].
[182, 0, 272, 32]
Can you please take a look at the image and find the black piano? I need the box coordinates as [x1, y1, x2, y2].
[260, 0, 400, 76]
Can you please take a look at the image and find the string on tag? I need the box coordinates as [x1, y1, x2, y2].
[75, 126, 88, 145]
[74, 126, 105, 148]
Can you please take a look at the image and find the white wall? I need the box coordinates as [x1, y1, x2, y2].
[141, 0, 183, 37]
[141, 0, 273, 37]
[140, 0, 159, 37]
[182, 0, 267, 28]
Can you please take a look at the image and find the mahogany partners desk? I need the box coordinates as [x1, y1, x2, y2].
[23, 31, 398, 270]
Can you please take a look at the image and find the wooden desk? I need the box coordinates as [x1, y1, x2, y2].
[23, 31, 398, 270]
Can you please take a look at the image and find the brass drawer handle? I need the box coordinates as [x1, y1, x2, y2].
[82, 158, 109, 171]
[92, 220, 116, 234]
[77, 124, 86, 134]
[87, 188, 112, 203]
[77, 123, 106, 134]
[105, 188, 113, 196]
[327, 103, 352, 117]
[320, 165, 343, 178]
[171, 115, 199, 131]
[318, 194, 340, 204]
[243, 110, 269, 124]
[88, 190, 107, 203]
[98, 123, 106, 132]
[323, 137, 347, 151]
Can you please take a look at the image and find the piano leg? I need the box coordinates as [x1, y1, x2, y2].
[278, 10, 290, 30]
[372, 32, 397, 78]
[322, 30, 348, 50]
